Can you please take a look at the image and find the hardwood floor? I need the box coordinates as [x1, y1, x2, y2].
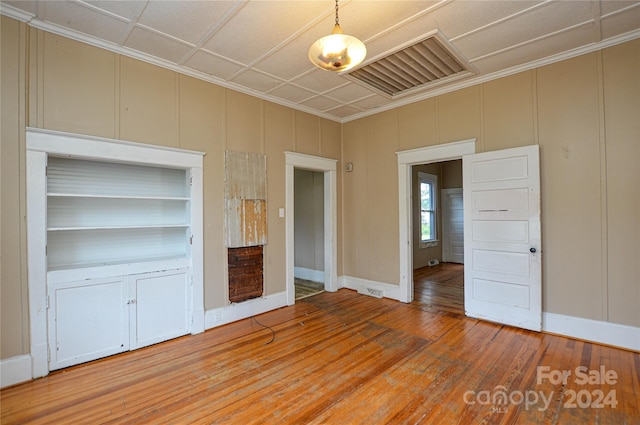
[2, 289, 639, 424]
[295, 278, 325, 300]
[413, 262, 464, 314]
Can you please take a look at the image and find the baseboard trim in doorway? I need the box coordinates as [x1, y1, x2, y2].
[294, 267, 325, 283]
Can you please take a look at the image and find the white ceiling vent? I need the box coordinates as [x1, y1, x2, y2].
[345, 32, 474, 98]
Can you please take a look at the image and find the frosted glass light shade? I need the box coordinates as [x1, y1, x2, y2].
[308, 24, 366, 72]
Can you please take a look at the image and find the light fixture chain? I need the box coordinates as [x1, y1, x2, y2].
[335, 0, 339, 26]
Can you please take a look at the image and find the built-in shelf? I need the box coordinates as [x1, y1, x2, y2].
[27, 127, 205, 376]
[47, 225, 190, 231]
[46, 156, 192, 270]
[48, 193, 190, 201]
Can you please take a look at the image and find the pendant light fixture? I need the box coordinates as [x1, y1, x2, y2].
[308, 0, 366, 72]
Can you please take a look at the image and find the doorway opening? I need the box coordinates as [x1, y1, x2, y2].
[285, 152, 338, 306]
[410, 160, 464, 313]
[293, 169, 326, 300]
[396, 139, 476, 304]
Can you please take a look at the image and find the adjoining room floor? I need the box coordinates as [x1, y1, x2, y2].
[295, 278, 325, 300]
[413, 262, 464, 314]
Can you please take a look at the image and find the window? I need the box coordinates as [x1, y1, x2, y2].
[419, 172, 438, 243]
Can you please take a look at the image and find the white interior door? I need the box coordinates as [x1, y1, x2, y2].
[442, 188, 464, 264]
[463, 145, 541, 331]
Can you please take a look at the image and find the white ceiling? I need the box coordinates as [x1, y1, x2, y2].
[2, 0, 639, 122]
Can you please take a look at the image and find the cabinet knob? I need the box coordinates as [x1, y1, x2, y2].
[530, 247, 537, 253]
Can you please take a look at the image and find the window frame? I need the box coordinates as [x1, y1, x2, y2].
[418, 171, 438, 247]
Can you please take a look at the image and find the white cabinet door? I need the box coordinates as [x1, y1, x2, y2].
[130, 269, 191, 350]
[48, 277, 129, 371]
[463, 145, 541, 331]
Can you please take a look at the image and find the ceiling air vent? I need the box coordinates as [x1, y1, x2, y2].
[345, 32, 474, 98]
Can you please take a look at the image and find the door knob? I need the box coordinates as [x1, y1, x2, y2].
[530, 247, 537, 253]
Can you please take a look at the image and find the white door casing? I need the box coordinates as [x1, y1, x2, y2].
[463, 144, 542, 331]
[442, 188, 464, 264]
[285, 152, 338, 306]
[397, 139, 477, 303]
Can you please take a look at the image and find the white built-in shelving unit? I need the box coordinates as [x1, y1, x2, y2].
[26, 128, 204, 375]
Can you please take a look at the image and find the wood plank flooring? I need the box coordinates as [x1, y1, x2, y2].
[2, 288, 639, 424]
[413, 262, 464, 314]
[295, 278, 325, 300]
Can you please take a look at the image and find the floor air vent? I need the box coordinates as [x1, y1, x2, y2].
[358, 286, 384, 299]
[346, 32, 474, 98]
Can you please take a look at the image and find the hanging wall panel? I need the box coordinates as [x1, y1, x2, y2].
[224, 150, 267, 247]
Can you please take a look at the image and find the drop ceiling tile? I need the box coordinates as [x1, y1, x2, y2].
[300, 95, 342, 111]
[455, 2, 594, 60]
[430, 1, 545, 41]
[83, 0, 143, 21]
[125, 26, 193, 63]
[600, 6, 640, 39]
[291, 70, 349, 94]
[324, 82, 377, 103]
[41, 0, 129, 44]
[323, 105, 363, 119]
[183, 50, 244, 80]
[252, 35, 320, 80]
[203, 1, 327, 66]
[357, 12, 439, 61]
[138, 0, 236, 45]
[349, 94, 390, 110]
[601, 1, 640, 15]
[268, 84, 316, 103]
[2, 0, 37, 15]
[470, 23, 597, 73]
[231, 69, 282, 93]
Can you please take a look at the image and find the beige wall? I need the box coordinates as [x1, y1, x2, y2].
[294, 169, 324, 272]
[0, 19, 341, 359]
[342, 39, 639, 328]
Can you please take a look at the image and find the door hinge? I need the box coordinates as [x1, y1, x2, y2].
[47, 347, 51, 362]
[46, 295, 50, 310]
[190, 235, 193, 245]
[189, 176, 193, 186]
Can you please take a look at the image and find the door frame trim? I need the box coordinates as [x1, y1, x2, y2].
[285, 152, 338, 305]
[396, 139, 476, 303]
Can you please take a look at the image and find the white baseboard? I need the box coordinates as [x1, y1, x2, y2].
[204, 291, 288, 330]
[1, 354, 32, 388]
[294, 267, 325, 283]
[339, 276, 403, 301]
[543, 312, 640, 352]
